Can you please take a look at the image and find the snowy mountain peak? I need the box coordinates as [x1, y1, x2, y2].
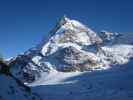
[59, 15, 70, 24]
[9, 17, 133, 83]
[56, 16, 93, 32]
[39, 17, 102, 56]
[57, 16, 87, 30]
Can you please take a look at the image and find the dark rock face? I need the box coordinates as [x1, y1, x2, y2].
[0, 60, 10, 74]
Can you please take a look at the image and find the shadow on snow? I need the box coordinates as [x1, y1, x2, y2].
[31, 60, 133, 100]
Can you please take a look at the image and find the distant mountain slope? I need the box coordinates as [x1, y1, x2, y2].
[115, 33, 133, 44]
[99, 31, 133, 45]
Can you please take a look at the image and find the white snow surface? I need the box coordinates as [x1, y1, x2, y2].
[29, 71, 82, 86]
[98, 45, 133, 66]
[0, 75, 41, 100]
[29, 60, 133, 100]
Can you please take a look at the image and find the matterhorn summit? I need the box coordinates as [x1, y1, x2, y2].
[9, 16, 133, 83]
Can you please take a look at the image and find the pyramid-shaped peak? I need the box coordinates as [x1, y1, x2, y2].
[57, 16, 88, 31]
[38, 16, 103, 51]
[58, 15, 71, 26]
[56, 16, 92, 30]
[62, 15, 70, 21]
[46, 16, 71, 37]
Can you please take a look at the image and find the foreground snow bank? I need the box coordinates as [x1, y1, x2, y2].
[0, 74, 41, 100]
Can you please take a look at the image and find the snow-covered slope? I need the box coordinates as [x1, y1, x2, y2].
[0, 61, 41, 100]
[29, 60, 133, 100]
[9, 16, 133, 84]
[0, 75, 41, 100]
[97, 45, 133, 66]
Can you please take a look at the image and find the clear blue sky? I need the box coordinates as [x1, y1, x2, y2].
[0, 0, 133, 58]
